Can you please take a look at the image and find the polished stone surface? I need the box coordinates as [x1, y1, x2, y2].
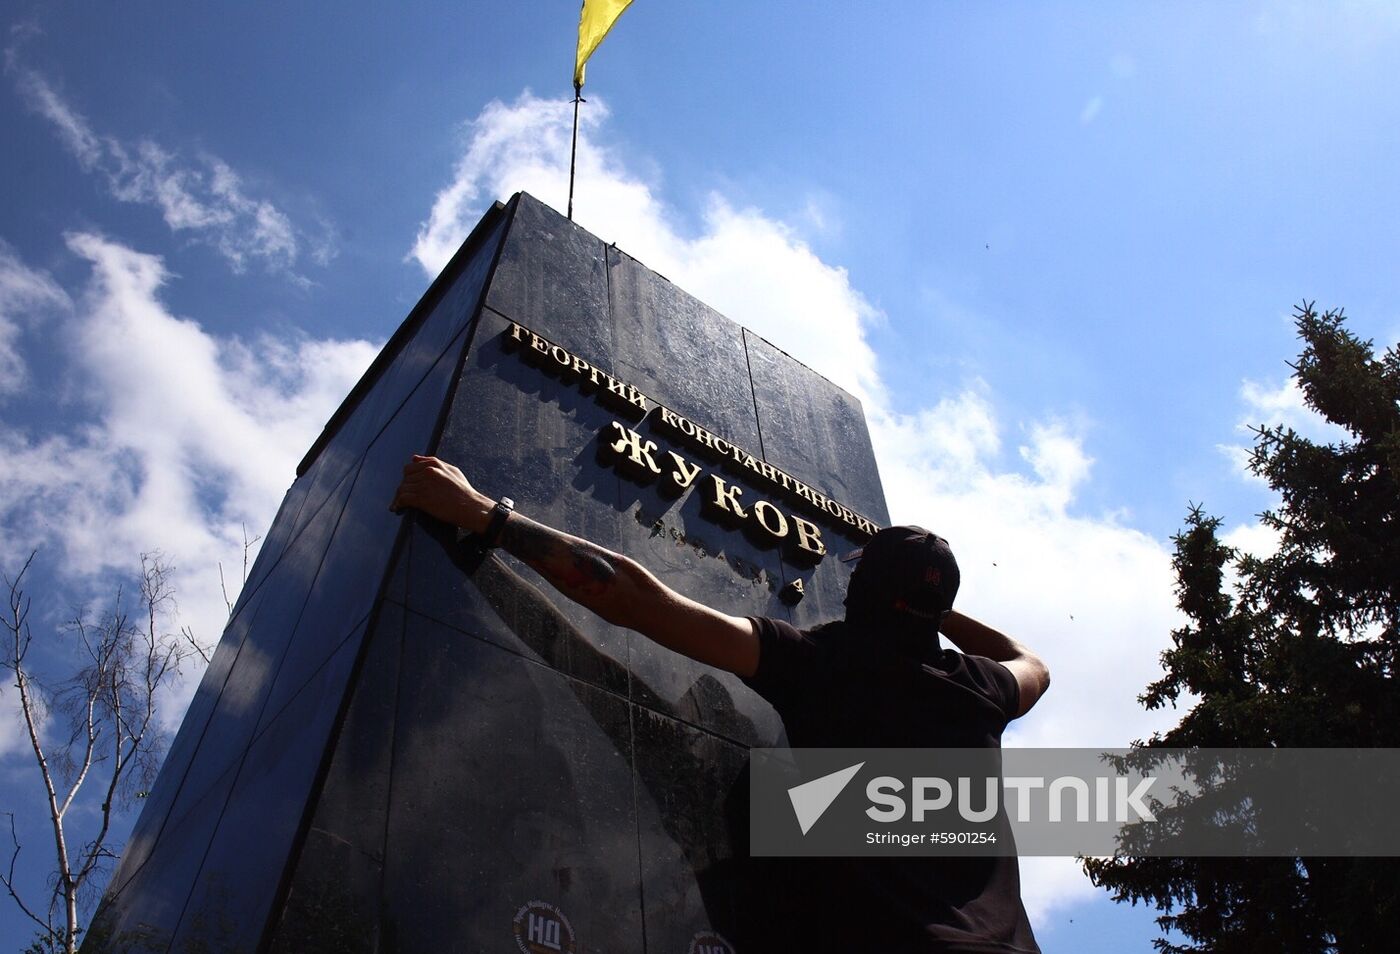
[378, 610, 643, 952]
[606, 245, 762, 450]
[266, 601, 404, 954]
[428, 305, 632, 697]
[166, 625, 366, 953]
[742, 329, 888, 525]
[633, 707, 751, 951]
[485, 193, 611, 347]
[87, 192, 889, 953]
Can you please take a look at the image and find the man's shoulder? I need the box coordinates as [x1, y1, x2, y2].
[742, 616, 846, 705]
[925, 649, 1021, 725]
[752, 615, 846, 645]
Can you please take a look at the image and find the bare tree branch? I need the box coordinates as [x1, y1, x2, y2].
[0, 812, 53, 939]
[217, 561, 233, 619]
[182, 625, 210, 665]
[242, 523, 260, 588]
[3, 551, 196, 954]
[218, 523, 262, 622]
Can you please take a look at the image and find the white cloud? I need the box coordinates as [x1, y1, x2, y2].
[10, 62, 313, 277]
[1079, 95, 1104, 125]
[0, 693, 34, 761]
[1222, 323, 1398, 557]
[799, 192, 842, 239]
[0, 556, 45, 757]
[413, 93, 584, 276]
[875, 404, 1179, 754]
[1220, 374, 1350, 488]
[0, 240, 71, 396]
[413, 92, 885, 408]
[1240, 377, 1306, 427]
[1020, 421, 1095, 510]
[1019, 856, 1101, 924]
[415, 92, 1186, 925]
[1255, 0, 1400, 43]
[0, 234, 377, 721]
[1222, 520, 1280, 561]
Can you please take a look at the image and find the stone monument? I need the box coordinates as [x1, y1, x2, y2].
[85, 193, 890, 953]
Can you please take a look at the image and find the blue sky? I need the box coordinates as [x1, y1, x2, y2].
[3, 2, 1399, 949]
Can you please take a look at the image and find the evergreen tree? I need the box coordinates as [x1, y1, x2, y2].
[1085, 304, 1400, 952]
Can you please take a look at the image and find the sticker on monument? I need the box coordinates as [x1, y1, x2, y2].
[688, 930, 735, 954]
[512, 900, 576, 953]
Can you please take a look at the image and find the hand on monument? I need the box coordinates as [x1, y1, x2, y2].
[390, 455, 492, 532]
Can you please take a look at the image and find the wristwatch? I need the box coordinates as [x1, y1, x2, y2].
[481, 497, 514, 548]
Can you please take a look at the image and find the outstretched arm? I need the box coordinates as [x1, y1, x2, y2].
[391, 455, 759, 677]
[939, 610, 1050, 718]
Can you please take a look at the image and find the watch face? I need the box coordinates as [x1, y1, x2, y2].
[484, 498, 513, 546]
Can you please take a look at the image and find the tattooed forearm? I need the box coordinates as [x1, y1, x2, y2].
[498, 513, 623, 605]
[396, 456, 758, 669]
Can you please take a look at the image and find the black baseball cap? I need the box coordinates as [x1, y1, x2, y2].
[842, 525, 960, 620]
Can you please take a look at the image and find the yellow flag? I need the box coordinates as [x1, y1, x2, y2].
[574, 0, 633, 89]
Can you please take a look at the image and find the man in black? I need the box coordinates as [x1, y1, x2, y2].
[392, 455, 1050, 953]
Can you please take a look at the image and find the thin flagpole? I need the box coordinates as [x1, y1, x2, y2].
[567, 86, 583, 221]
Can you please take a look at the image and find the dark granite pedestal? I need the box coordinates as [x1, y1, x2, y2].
[84, 193, 890, 954]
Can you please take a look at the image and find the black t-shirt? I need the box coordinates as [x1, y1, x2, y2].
[740, 616, 1041, 954]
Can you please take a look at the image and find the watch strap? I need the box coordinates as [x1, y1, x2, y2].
[481, 497, 514, 548]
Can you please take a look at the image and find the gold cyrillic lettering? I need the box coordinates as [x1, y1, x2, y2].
[792, 516, 827, 558]
[706, 474, 747, 518]
[667, 451, 702, 490]
[605, 421, 662, 475]
[752, 500, 789, 539]
[500, 323, 867, 542]
[549, 344, 572, 369]
[592, 372, 646, 418]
